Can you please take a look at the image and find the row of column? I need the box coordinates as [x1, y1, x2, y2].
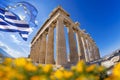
[78, 31, 100, 62]
[30, 16, 100, 65]
[30, 26, 54, 64]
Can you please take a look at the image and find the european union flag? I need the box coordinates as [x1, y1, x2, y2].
[0, 1, 38, 41]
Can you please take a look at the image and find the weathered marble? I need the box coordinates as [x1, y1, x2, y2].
[45, 25, 54, 64]
[67, 24, 78, 63]
[76, 30, 85, 61]
[30, 6, 100, 66]
[39, 33, 47, 64]
[56, 16, 67, 65]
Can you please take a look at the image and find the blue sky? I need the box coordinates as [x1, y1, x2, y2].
[0, 0, 120, 58]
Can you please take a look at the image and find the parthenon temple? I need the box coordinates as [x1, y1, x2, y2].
[30, 6, 100, 65]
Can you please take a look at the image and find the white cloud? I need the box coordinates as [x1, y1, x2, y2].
[0, 45, 7, 50]
[0, 41, 27, 58]
[10, 35, 21, 44]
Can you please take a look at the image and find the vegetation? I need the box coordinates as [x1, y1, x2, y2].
[0, 58, 119, 80]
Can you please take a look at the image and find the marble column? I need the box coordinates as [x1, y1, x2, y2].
[85, 39, 90, 62]
[88, 41, 94, 61]
[45, 25, 54, 64]
[32, 45, 36, 62]
[34, 42, 37, 63]
[91, 43, 96, 60]
[36, 38, 41, 63]
[56, 16, 67, 65]
[30, 46, 34, 61]
[35, 40, 39, 63]
[81, 37, 89, 62]
[95, 47, 100, 59]
[39, 33, 47, 64]
[67, 25, 78, 63]
[76, 30, 85, 61]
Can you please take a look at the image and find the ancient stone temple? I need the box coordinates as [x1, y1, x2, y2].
[30, 6, 100, 65]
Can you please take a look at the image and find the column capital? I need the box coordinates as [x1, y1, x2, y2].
[42, 31, 47, 37]
[75, 22, 80, 27]
[65, 22, 71, 27]
[50, 23, 55, 28]
[37, 37, 41, 43]
[74, 28, 79, 33]
[57, 15, 64, 21]
[86, 35, 93, 45]
[73, 22, 81, 31]
[82, 29, 87, 33]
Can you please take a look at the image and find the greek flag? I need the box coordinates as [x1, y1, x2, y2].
[0, 8, 30, 41]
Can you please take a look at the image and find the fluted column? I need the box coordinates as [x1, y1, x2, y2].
[34, 42, 37, 63]
[88, 42, 94, 61]
[45, 25, 54, 64]
[91, 42, 97, 60]
[90, 41, 95, 61]
[81, 37, 89, 62]
[35, 40, 39, 63]
[85, 39, 90, 62]
[67, 25, 78, 63]
[56, 16, 67, 65]
[39, 33, 47, 64]
[30, 46, 34, 61]
[32, 45, 36, 62]
[92, 45, 96, 60]
[30, 46, 33, 58]
[76, 30, 85, 61]
[91, 42, 100, 60]
[36, 38, 41, 63]
[95, 47, 100, 59]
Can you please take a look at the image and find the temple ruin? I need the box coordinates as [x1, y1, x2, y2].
[30, 6, 100, 65]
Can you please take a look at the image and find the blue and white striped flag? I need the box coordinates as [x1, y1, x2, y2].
[0, 8, 30, 41]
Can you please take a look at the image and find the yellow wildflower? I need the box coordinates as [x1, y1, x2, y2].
[86, 64, 96, 72]
[14, 58, 27, 67]
[2, 77, 9, 80]
[3, 58, 13, 65]
[113, 63, 120, 77]
[54, 70, 63, 79]
[14, 74, 25, 80]
[25, 63, 37, 72]
[63, 71, 73, 78]
[104, 77, 112, 80]
[104, 75, 115, 80]
[38, 64, 43, 68]
[39, 75, 48, 80]
[4, 66, 12, 72]
[59, 67, 64, 71]
[30, 76, 40, 80]
[27, 58, 32, 62]
[50, 74, 55, 80]
[76, 75, 87, 80]
[31, 75, 47, 80]
[98, 66, 104, 72]
[6, 70, 17, 79]
[76, 60, 84, 72]
[43, 64, 52, 73]
[0, 71, 3, 77]
[71, 66, 76, 71]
